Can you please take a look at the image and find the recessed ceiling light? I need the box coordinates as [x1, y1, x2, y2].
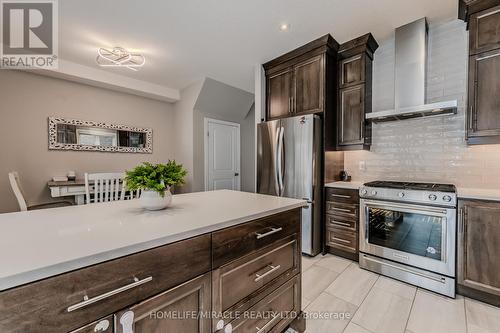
[279, 23, 290, 32]
[96, 47, 145, 71]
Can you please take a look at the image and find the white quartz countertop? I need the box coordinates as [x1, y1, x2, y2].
[457, 187, 500, 202]
[0, 190, 306, 291]
[325, 181, 363, 190]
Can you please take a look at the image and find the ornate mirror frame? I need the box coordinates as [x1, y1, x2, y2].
[48, 117, 153, 154]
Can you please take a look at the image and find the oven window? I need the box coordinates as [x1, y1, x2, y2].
[367, 207, 443, 260]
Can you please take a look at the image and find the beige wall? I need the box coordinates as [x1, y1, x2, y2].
[0, 70, 176, 213]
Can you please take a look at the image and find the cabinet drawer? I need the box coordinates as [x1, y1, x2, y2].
[326, 227, 357, 253]
[0, 235, 211, 333]
[325, 201, 358, 217]
[325, 187, 359, 204]
[212, 209, 301, 268]
[326, 214, 357, 231]
[230, 275, 301, 333]
[213, 236, 300, 312]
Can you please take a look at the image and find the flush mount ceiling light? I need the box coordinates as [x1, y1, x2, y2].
[96, 47, 145, 71]
[279, 23, 290, 32]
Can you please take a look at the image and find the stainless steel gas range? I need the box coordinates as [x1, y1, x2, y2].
[358, 181, 457, 297]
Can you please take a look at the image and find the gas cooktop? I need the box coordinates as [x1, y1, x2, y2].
[363, 181, 456, 193]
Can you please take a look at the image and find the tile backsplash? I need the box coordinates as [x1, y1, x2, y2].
[344, 19, 500, 189]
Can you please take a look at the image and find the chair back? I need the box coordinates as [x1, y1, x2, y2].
[8, 172, 28, 211]
[85, 172, 126, 204]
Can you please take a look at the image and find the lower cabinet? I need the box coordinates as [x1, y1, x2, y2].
[324, 187, 360, 261]
[0, 209, 304, 333]
[458, 199, 500, 306]
[115, 273, 211, 333]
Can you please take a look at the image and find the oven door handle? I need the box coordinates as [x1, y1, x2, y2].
[362, 200, 449, 216]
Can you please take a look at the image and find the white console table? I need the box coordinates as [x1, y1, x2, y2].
[48, 180, 86, 205]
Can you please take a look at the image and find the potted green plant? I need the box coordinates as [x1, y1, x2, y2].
[125, 161, 187, 210]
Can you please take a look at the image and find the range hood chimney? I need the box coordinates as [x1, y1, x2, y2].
[366, 18, 457, 123]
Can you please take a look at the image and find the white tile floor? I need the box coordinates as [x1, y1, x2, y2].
[301, 254, 500, 333]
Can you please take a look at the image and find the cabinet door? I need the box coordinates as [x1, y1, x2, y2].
[267, 68, 294, 120]
[115, 273, 211, 333]
[458, 201, 500, 298]
[469, 5, 500, 54]
[294, 55, 325, 115]
[467, 49, 500, 142]
[340, 54, 365, 88]
[338, 85, 365, 146]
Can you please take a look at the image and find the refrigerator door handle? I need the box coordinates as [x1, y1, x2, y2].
[277, 126, 285, 195]
[274, 126, 281, 195]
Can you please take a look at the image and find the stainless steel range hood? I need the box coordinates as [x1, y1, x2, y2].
[366, 18, 457, 123]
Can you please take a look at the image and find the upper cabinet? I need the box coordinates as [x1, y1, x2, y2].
[469, 4, 500, 54]
[336, 34, 378, 151]
[263, 35, 337, 121]
[461, 1, 500, 145]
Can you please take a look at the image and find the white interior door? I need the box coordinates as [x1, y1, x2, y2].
[205, 118, 240, 191]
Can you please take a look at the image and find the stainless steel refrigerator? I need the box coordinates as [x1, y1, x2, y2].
[257, 114, 322, 256]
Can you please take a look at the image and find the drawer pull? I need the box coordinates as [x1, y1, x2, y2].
[330, 207, 351, 213]
[254, 265, 281, 282]
[330, 194, 351, 199]
[256, 314, 280, 333]
[332, 237, 351, 244]
[255, 227, 283, 239]
[330, 220, 351, 227]
[67, 276, 153, 312]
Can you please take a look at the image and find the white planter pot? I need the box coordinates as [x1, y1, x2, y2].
[140, 189, 172, 211]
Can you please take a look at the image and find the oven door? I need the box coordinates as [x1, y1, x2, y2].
[360, 199, 456, 277]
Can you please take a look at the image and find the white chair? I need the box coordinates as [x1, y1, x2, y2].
[9, 172, 73, 212]
[84, 173, 141, 204]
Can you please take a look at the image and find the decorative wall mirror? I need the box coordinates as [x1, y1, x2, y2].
[48, 117, 152, 153]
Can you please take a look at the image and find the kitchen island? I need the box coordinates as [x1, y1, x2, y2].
[0, 190, 306, 333]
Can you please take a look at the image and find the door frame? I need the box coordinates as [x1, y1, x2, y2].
[204, 117, 241, 191]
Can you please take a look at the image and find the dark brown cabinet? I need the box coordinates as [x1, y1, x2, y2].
[267, 68, 294, 119]
[458, 199, 500, 306]
[324, 187, 360, 261]
[336, 34, 378, 151]
[263, 34, 338, 123]
[469, 4, 500, 54]
[467, 49, 500, 142]
[294, 55, 325, 115]
[115, 273, 211, 333]
[462, 1, 500, 144]
[0, 209, 304, 333]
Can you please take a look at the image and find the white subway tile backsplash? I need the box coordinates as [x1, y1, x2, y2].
[345, 19, 500, 189]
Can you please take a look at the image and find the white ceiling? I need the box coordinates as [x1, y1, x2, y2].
[59, 0, 458, 94]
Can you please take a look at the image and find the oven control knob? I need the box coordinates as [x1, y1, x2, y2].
[398, 192, 405, 198]
[361, 189, 368, 195]
[443, 195, 452, 202]
[428, 194, 437, 201]
[371, 190, 377, 196]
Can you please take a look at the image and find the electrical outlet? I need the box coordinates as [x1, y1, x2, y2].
[359, 161, 366, 171]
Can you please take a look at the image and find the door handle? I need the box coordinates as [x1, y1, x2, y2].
[277, 127, 284, 195]
[234, 172, 239, 176]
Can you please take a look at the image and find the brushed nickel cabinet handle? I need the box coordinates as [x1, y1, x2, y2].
[329, 194, 351, 199]
[255, 314, 280, 333]
[254, 265, 281, 282]
[332, 237, 351, 244]
[67, 276, 153, 312]
[330, 220, 351, 227]
[255, 227, 282, 239]
[331, 207, 351, 213]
